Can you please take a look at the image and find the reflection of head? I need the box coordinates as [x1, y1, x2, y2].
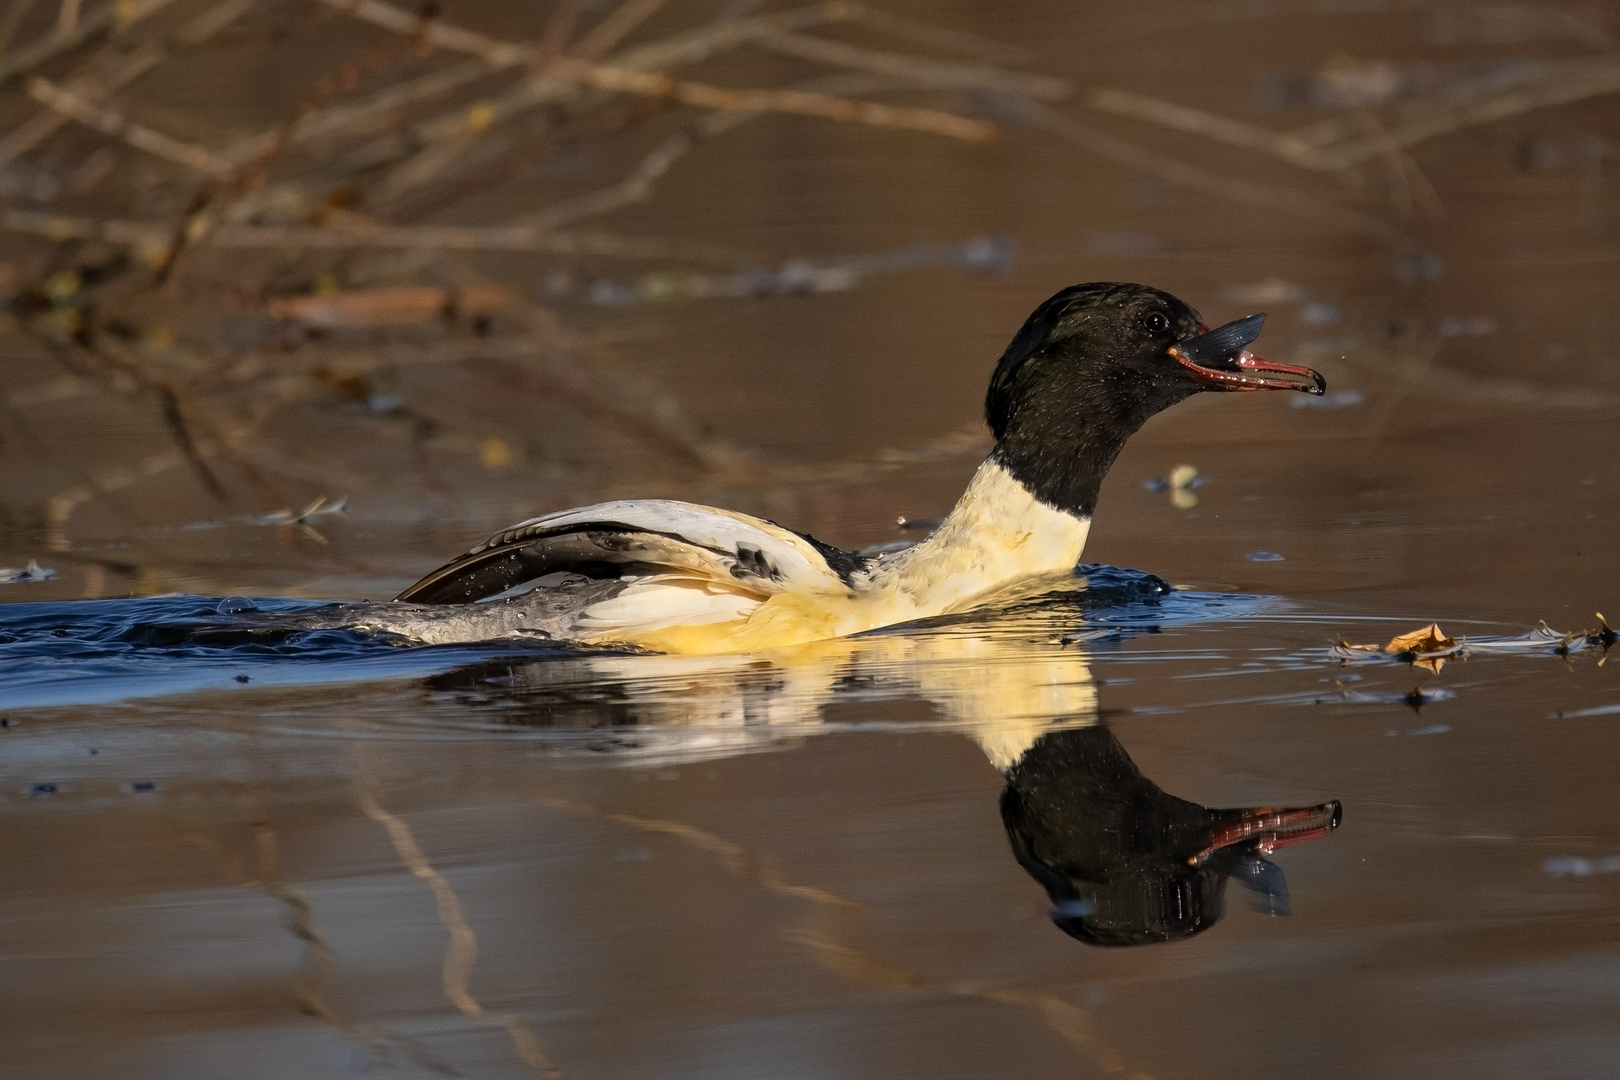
[999, 728, 1339, 947]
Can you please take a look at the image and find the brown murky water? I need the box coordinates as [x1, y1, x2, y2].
[2, 1, 1619, 1077]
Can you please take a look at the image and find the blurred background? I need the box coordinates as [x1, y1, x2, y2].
[1, 1, 1618, 1077]
[0, 0, 1613, 611]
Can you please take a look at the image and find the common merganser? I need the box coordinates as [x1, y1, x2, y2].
[393, 282, 1324, 654]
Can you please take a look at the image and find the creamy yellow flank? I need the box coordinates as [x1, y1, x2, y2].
[574, 460, 1092, 655]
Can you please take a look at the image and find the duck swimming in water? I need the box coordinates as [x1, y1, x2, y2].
[390, 282, 1324, 654]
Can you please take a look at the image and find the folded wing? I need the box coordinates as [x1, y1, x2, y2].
[395, 500, 860, 639]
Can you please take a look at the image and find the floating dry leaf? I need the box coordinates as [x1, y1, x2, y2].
[1335, 616, 1615, 670]
[1383, 623, 1457, 655]
[1336, 622, 1462, 672]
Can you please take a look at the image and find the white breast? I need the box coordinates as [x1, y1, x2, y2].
[869, 459, 1092, 618]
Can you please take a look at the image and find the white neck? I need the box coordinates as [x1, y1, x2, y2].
[870, 459, 1091, 617]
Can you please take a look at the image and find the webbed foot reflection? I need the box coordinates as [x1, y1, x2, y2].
[999, 727, 1341, 947]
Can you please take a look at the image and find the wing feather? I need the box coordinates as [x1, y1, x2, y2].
[396, 500, 852, 608]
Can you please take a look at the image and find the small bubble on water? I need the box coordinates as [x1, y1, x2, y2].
[29, 782, 57, 798]
[235, 674, 251, 683]
[1246, 551, 1286, 562]
[130, 781, 157, 794]
[217, 596, 258, 615]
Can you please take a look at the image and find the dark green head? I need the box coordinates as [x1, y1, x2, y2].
[985, 283, 1323, 517]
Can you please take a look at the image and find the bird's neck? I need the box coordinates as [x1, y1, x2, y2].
[874, 459, 1091, 614]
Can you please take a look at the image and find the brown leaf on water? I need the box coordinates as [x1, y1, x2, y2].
[1336, 622, 1461, 672]
[1382, 623, 1457, 655]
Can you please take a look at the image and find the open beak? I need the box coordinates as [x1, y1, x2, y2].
[1170, 313, 1326, 395]
[1190, 800, 1342, 864]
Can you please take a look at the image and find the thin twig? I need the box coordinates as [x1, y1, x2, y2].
[567, 61, 994, 140]
[567, 0, 667, 60]
[838, 1, 1031, 65]
[535, 0, 581, 58]
[321, 0, 992, 140]
[999, 93, 1420, 255]
[1321, 55, 1620, 168]
[358, 2, 852, 196]
[0, 0, 256, 169]
[0, 0, 39, 58]
[54, 0, 78, 37]
[222, 58, 495, 165]
[26, 75, 234, 174]
[1352, 108, 1445, 221]
[1081, 86, 1340, 170]
[0, 0, 181, 87]
[0, 207, 749, 261]
[754, 30, 1068, 101]
[510, 73, 906, 232]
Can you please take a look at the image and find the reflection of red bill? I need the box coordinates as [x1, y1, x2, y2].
[1191, 800, 1343, 864]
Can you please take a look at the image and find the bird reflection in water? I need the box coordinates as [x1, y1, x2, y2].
[999, 726, 1340, 946]
[423, 585, 1339, 945]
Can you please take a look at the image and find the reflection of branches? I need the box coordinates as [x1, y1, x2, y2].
[183, 826, 464, 1076]
[360, 791, 566, 1080]
[539, 796, 1157, 1080]
[248, 823, 352, 1037]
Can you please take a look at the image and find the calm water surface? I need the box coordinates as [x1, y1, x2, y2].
[2, 0, 1619, 1077]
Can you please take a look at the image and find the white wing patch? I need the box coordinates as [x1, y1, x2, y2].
[575, 575, 765, 634]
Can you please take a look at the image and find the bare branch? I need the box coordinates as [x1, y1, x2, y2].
[753, 30, 1068, 101]
[26, 75, 234, 174]
[0, 0, 182, 86]
[321, 0, 993, 141]
[0, 0, 255, 169]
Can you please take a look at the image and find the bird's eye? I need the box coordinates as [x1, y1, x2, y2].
[1144, 311, 1170, 334]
